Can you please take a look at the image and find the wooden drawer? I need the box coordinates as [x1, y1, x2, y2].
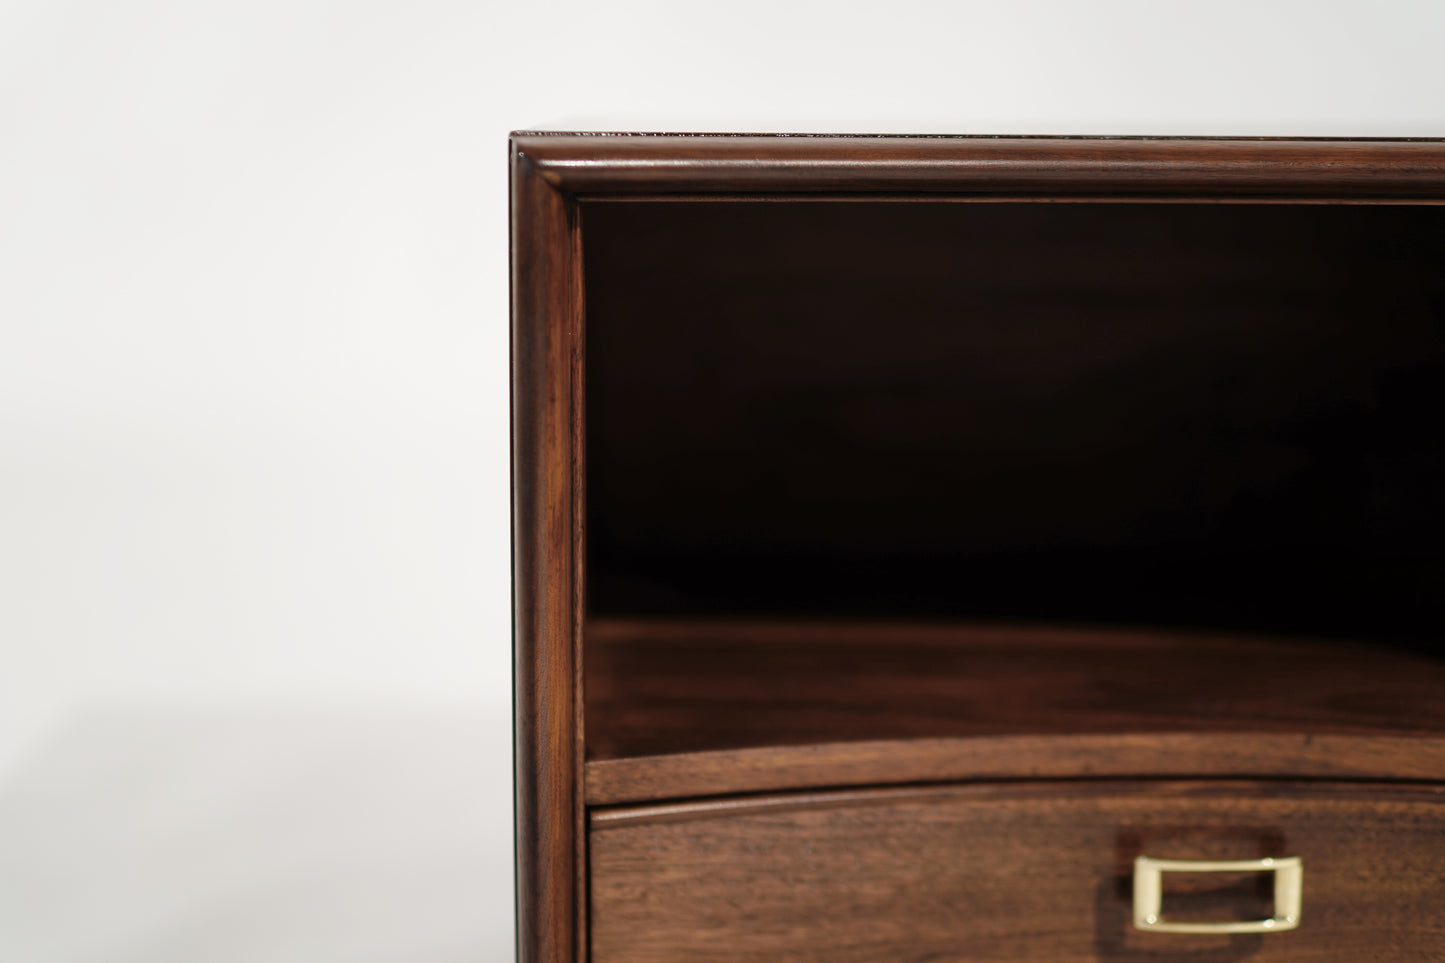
[590, 781, 1445, 962]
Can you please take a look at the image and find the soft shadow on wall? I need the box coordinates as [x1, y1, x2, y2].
[0, 706, 512, 963]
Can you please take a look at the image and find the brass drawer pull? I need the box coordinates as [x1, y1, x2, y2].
[1133, 855, 1302, 934]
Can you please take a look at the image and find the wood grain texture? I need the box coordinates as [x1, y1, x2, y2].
[513, 135, 1445, 199]
[590, 781, 1445, 962]
[511, 138, 584, 963]
[587, 733, 1445, 807]
[513, 134, 1445, 961]
[584, 620, 1445, 804]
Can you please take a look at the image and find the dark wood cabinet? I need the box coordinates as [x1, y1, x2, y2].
[512, 134, 1445, 963]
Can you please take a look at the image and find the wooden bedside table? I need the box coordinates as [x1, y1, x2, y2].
[512, 134, 1445, 963]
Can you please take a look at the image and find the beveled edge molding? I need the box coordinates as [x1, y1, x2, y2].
[589, 776, 1445, 829]
[511, 134, 1445, 199]
[585, 732, 1445, 806]
[511, 138, 586, 963]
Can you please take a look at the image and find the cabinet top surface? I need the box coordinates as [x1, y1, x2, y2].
[509, 133, 1445, 198]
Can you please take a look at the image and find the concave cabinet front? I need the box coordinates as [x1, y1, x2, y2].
[511, 134, 1445, 963]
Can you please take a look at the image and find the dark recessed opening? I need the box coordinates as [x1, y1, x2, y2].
[583, 200, 1445, 647]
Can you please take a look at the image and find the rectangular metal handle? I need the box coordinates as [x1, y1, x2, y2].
[1133, 855, 1302, 934]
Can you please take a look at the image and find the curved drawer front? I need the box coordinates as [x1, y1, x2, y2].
[590, 781, 1445, 962]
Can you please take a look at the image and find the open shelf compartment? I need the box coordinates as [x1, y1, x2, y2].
[579, 197, 1445, 805]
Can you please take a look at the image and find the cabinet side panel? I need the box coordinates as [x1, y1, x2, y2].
[512, 145, 583, 963]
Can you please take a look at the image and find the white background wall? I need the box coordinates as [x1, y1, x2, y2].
[1, 1, 1441, 959]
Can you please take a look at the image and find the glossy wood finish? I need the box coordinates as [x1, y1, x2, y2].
[514, 135, 1445, 199]
[590, 733, 1445, 808]
[512, 143, 585, 963]
[591, 781, 1445, 962]
[585, 620, 1445, 804]
[513, 134, 1445, 962]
